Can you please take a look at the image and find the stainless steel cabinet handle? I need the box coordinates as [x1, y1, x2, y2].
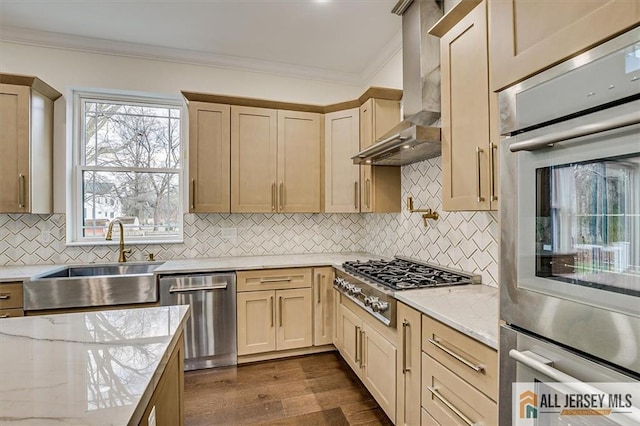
[355, 326, 361, 364]
[354, 181, 358, 210]
[475, 147, 485, 203]
[279, 182, 284, 211]
[168, 284, 228, 293]
[317, 273, 322, 304]
[190, 179, 195, 210]
[426, 386, 475, 426]
[360, 329, 366, 368]
[260, 277, 292, 283]
[278, 296, 283, 327]
[0, 294, 10, 300]
[402, 320, 410, 373]
[270, 295, 274, 327]
[18, 174, 25, 209]
[428, 337, 484, 372]
[489, 143, 497, 202]
[271, 182, 276, 211]
[0, 314, 9, 319]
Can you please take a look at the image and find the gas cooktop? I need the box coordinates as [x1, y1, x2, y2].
[343, 257, 480, 291]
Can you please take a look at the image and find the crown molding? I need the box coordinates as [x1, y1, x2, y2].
[0, 25, 372, 86]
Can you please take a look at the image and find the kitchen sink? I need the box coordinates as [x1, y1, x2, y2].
[24, 261, 164, 311]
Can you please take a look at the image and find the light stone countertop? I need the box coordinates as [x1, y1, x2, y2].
[0, 264, 67, 282]
[394, 284, 499, 349]
[154, 252, 386, 275]
[0, 305, 190, 425]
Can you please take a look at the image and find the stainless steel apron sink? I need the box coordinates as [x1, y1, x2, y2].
[24, 262, 164, 311]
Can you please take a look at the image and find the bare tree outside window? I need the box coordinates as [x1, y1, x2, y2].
[78, 95, 182, 242]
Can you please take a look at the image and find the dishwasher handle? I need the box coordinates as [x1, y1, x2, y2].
[169, 283, 228, 293]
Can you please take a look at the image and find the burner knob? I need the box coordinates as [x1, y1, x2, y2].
[364, 296, 378, 307]
[372, 301, 389, 313]
[349, 287, 362, 296]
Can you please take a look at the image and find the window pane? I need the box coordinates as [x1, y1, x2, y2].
[83, 102, 181, 169]
[82, 170, 180, 239]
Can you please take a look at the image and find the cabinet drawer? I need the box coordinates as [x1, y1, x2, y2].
[0, 308, 24, 318]
[422, 315, 497, 400]
[237, 268, 312, 292]
[422, 353, 497, 426]
[0, 283, 23, 309]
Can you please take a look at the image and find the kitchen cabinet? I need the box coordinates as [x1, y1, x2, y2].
[337, 300, 397, 422]
[438, 0, 499, 211]
[324, 108, 360, 213]
[187, 102, 231, 213]
[0, 282, 24, 318]
[489, 0, 640, 91]
[236, 268, 313, 356]
[139, 333, 184, 426]
[396, 302, 422, 426]
[359, 98, 401, 213]
[312, 267, 334, 346]
[421, 315, 497, 424]
[231, 107, 321, 213]
[0, 75, 61, 214]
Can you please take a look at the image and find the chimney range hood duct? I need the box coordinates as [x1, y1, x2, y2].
[352, 0, 443, 166]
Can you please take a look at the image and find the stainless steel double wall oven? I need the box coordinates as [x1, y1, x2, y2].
[499, 27, 640, 425]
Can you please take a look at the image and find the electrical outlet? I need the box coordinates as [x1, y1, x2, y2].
[148, 405, 156, 426]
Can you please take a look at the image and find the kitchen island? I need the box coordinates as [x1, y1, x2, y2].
[0, 305, 190, 425]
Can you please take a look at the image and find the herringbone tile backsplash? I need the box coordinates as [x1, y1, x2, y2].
[0, 157, 497, 286]
[364, 157, 499, 287]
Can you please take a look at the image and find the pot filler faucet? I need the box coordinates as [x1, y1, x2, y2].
[105, 218, 132, 262]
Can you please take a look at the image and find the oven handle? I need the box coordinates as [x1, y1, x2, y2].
[509, 349, 640, 423]
[509, 110, 640, 152]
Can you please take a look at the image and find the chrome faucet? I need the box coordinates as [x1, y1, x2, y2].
[105, 219, 132, 262]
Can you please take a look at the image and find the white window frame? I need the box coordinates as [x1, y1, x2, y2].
[69, 89, 185, 245]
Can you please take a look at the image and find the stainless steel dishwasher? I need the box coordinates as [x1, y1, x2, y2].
[159, 272, 236, 370]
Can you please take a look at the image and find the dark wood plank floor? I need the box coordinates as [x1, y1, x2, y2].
[184, 351, 393, 425]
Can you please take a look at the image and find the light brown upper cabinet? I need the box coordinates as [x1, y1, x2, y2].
[230, 106, 277, 213]
[231, 106, 320, 213]
[324, 108, 360, 213]
[437, 0, 498, 211]
[0, 75, 61, 214]
[489, 0, 640, 91]
[359, 98, 401, 213]
[188, 102, 231, 213]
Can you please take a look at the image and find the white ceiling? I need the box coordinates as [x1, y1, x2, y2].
[0, 0, 402, 84]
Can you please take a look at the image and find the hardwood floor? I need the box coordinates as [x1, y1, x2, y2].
[184, 351, 393, 425]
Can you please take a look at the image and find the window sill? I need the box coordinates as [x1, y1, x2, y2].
[65, 239, 184, 247]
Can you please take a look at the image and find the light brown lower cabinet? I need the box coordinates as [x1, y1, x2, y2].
[139, 333, 184, 426]
[237, 288, 312, 356]
[0, 282, 24, 318]
[396, 302, 422, 426]
[312, 267, 334, 346]
[337, 301, 397, 422]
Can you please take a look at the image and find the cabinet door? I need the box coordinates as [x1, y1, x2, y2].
[489, 0, 640, 91]
[441, 1, 491, 211]
[231, 106, 277, 213]
[338, 303, 362, 374]
[359, 98, 401, 213]
[237, 291, 276, 355]
[188, 102, 230, 213]
[324, 108, 360, 213]
[397, 303, 422, 426]
[277, 110, 321, 213]
[362, 323, 397, 422]
[312, 267, 334, 346]
[0, 84, 30, 213]
[276, 287, 313, 350]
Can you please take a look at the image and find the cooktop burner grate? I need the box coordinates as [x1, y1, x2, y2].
[343, 257, 477, 290]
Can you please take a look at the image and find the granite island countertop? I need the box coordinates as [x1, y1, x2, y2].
[394, 285, 499, 349]
[0, 305, 190, 425]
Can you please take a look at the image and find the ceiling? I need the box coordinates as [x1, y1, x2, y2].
[0, 0, 402, 84]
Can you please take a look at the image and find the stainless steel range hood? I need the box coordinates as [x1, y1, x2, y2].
[353, 0, 443, 166]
